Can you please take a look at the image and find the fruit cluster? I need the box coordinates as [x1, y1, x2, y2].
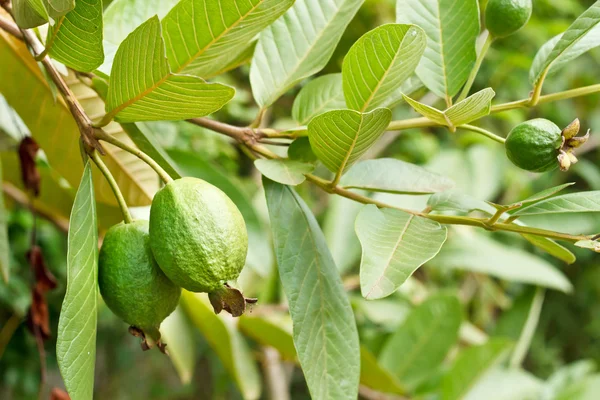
[98, 177, 250, 351]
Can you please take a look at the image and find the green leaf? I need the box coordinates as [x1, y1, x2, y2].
[434, 233, 573, 293]
[161, 0, 293, 78]
[440, 339, 513, 400]
[339, 158, 454, 194]
[514, 191, 600, 216]
[57, 161, 98, 400]
[396, 0, 480, 99]
[342, 24, 426, 112]
[575, 240, 600, 252]
[160, 306, 196, 384]
[181, 291, 261, 400]
[46, 0, 104, 72]
[106, 16, 235, 123]
[509, 183, 575, 208]
[0, 30, 159, 207]
[43, 0, 75, 18]
[379, 293, 463, 389]
[530, 1, 600, 84]
[521, 234, 576, 264]
[13, 0, 49, 29]
[0, 94, 28, 148]
[254, 159, 315, 186]
[555, 374, 600, 400]
[287, 137, 318, 164]
[464, 368, 543, 400]
[403, 88, 495, 130]
[264, 179, 360, 400]
[308, 108, 392, 176]
[546, 360, 597, 399]
[0, 159, 10, 282]
[168, 149, 273, 277]
[292, 73, 346, 125]
[356, 205, 447, 299]
[427, 190, 497, 215]
[250, 0, 365, 108]
[360, 347, 406, 395]
[323, 195, 363, 273]
[238, 313, 297, 361]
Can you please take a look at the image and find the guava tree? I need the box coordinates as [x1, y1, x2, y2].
[1, 0, 600, 399]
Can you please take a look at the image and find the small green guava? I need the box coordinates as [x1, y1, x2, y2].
[485, 0, 532, 38]
[505, 119, 562, 172]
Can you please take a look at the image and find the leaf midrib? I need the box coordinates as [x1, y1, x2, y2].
[336, 113, 366, 176]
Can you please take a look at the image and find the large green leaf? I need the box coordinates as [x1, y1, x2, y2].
[162, 0, 293, 78]
[440, 339, 513, 400]
[530, 1, 600, 84]
[0, 31, 158, 207]
[403, 88, 495, 130]
[13, 0, 49, 29]
[167, 149, 272, 277]
[356, 205, 447, 299]
[434, 233, 573, 293]
[181, 291, 261, 400]
[250, 0, 365, 108]
[105, 16, 235, 123]
[57, 161, 98, 400]
[308, 108, 391, 176]
[342, 24, 426, 112]
[254, 159, 315, 186]
[379, 293, 463, 389]
[264, 179, 360, 400]
[292, 73, 346, 125]
[46, 0, 104, 72]
[340, 158, 454, 194]
[0, 159, 9, 282]
[396, 0, 480, 99]
[160, 306, 196, 384]
[514, 191, 600, 216]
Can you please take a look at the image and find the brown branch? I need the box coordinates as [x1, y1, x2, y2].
[0, 14, 22, 39]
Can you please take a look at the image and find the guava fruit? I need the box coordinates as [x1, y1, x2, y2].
[149, 177, 248, 294]
[485, 0, 532, 38]
[98, 220, 180, 350]
[505, 119, 562, 172]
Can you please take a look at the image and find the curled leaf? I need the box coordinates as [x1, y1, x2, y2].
[18, 136, 40, 196]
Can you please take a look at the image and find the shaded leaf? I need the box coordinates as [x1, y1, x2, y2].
[323, 194, 364, 273]
[43, 0, 75, 18]
[427, 190, 496, 215]
[308, 108, 391, 176]
[545, 360, 597, 399]
[47, 0, 104, 72]
[356, 205, 447, 299]
[160, 306, 196, 384]
[57, 161, 98, 400]
[396, 0, 480, 99]
[238, 313, 297, 361]
[13, 0, 49, 29]
[0, 159, 9, 282]
[340, 158, 454, 194]
[162, 0, 294, 78]
[181, 291, 261, 400]
[292, 73, 346, 125]
[287, 137, 318, 164]
[434, 233, 573, 292]
[514, 191, 600, 216]
[123, 123, 181, 180]
[379, 293, 463, 389]
[360, 347, 406, 395]
[106, 16, 235, 122]
[264, 179, 360, 400]
[530, 2, 600, 84]
[440, 339, 513, 400]
[251, 0, 365, 108]
[343, 24, 426, 112]
[254, 159, 314, 186]
[521, 234, 576, 264]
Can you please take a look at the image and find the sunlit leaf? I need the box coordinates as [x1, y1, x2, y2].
[530, 1, 600, 84]
[342, 24, 426, 112]
[308, 108, 391, 176]
[340, 158, 454, 194]
[292, 74, 346, 125]
[513, 191, 600, 216]
[251, 0, 365, 108]
[106, 16, 235, 123]
[509, 183, 575, 208]
[396, 0, 480, 99]
[238, 313, 296, 361]
[464, 368, 543, 400]
[181, 291, 261, 400]
[379, 293, 462, 389]
[57, 161, 98, 400]
[356, 205, 447, 299]
[254, 159, 314, 186]
[521, 234, 576, 264]
[264, 179, 360, 400]
[47, 0, 104, 72]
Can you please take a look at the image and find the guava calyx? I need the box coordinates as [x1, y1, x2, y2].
[208, 284, 257, 317]
[557, 118, 591, 172]
[128, 326, 168, 354]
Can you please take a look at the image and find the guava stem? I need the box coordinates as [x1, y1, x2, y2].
[460, 124, 506, 144]
[89, 150, 133, 224]
[94, 130, 174, 184]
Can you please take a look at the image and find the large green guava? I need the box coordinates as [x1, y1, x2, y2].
[98, 220, 181, 341]
[505, 118, 563, 173]
[149, 177, 248, 294]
